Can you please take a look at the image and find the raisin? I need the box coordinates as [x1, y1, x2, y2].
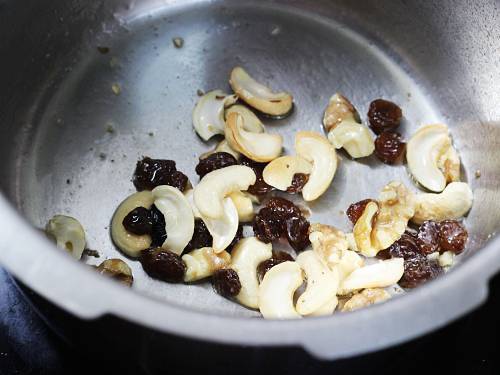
[212, 269, 241, 297]
[273, 250, 294, 262]
[387, 233, 420, 259]
[265, 197, 302, 218]
[195, 152, 238, 178]
[149, 205, 168, 247]
[285, 215, 310, 252]
[286, 173, 309, 194]
[122, 207, 152, 235]
[133, 157, 188, 192]
[139, 248, 186, 283]
[227, 225, 244, 252]
[438, 220, 468, 254]
[416, 221, 440, 255]
[253, 207, 283, 243]
[374, 132, 406, 164]
[376, 249, 392, 260]
[398, 255, 442, 288]
[240, 156, 274, 196]
[257, 252, 294, 282]
[167, 170, 189, 191]
[184, 219, 212, 252]
[346, 199, 373, 225]
[367, 99, 403, 134]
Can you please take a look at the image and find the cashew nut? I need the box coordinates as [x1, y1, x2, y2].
[202, 197, 239, 253]
[96, 259, 133, 287]
[182, 247, 231, 282]
[439, 251, 455, 267]
[192, 90, 237, 141]
[228, 191, 255, 222]
[341, 288, 391, 312]
[199, 139, 241, 161]
[412, 182, 473, 224]
[262, 155, 312, 191]
[45, 215, 86, 259]
[340, 258, 404, 293]
[230, 237, 272, 308]
[259, 261, 303, 319]
[306, 297, 339, 317]
[225, 104, 265, 133]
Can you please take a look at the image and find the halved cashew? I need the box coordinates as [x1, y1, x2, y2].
[407, 123, 460, 192]
[111, 191, 153, 258]
[306, 297, 338, 317]
[412, 182, 473, 224]
[192, 90, 237, 141]
[96, 259, 133, 287]
[295, 131, 338, 201]
[296, 250, 339, 316]
[340, 258, 404, 293]
[182, 247, 231, 282]
[202, 197, 239, 253]
[225, 105, 265, 133]
[199, 139, 241, 161]
[225, 112, 283, 162]
[229, 66, 293, 117]
[262, 155, 312, 191]
[193, 165, 256, 219]
[228, 191, 255, 222]
[184, 189, 201, 219]
[45, 215, 86, 259]
[259, 261, 303, 319]
[323, 93, 374, 158]
[231, 237, 272, 308]
[341, 288, 391, 312]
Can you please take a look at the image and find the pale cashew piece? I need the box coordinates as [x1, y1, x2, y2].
[341, 288, 391, 312]
[96, 259, 133, 287]
[228, 191, 255, 222]
[259, 261, 303, 319]
[439, 251, 455, 267]
[182, 247, 231, 282]
[229, 66, 293, 117]
[340, 258, 404, 293]
[296, 250, 339, 316]
[45, 215, 86, 259]
[295, 131, 338, 201]
[412, 182, 473, 224]
[192, 89, 237, 141]
[111, 191, 153, 258]
[306, 297, 338, 317]
[202, 197, 239, 253]
[231, 237, 272, 308]
[407, 123, 460, 192]
[225, 104, 265, 134]
[184, 189, 202, 219]
[199, 139, 241, 161]
[262, 155, 312, 191]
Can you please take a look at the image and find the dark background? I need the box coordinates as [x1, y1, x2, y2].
[0, 267, 498, 375]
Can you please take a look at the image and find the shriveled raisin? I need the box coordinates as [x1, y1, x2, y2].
[374, 132, 406, 164]
[139, 247, 186, 283]
[253, 207, 283, 243]
[285, 215, 310, 252]
[257, 252, 294, 282]
[133, 157, 188, 191]
[376, 249, 392, 260]
[387, 233, 420, 259]
[346, 199, 373, 225]
[368, 99, 403, 134]
[240, 156, 274, 196]
[398, 255, 442, 288]
[286, 173, 309, 194]
[149, 205, 168, 247]
[184, 219, 212, 252]
[273, 251, 294, 262]
[195, 152, 238, 178]
[212, 269, 241, 297]
[122, 207, 152, 235]
[265, 197, 302, 218]
[167, 170, 189, 191]
[438, 220, 468, 254]
[417, 221, 440, 255]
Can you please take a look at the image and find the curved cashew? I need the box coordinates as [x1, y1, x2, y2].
[412, 182, 473, 224]
[45, 215, 86, 259]
[184, 189, 202, 219]
[111, 191, 153, 258]
[295, 131, 338, 201]
[182, 247, 231, 282]
[407, 123, 460, 192]
[200, 139, 241, 161]
[306, 297, 338, 317]
[96, 259, 133, 287]
[152, 185, 195, 255]
[202, 197, 239, 253]
[340, 258, 404, 293]
[341, 288, 391, 312]
[259, 261, 303, 319]
[192, 90, 237, 141]
[262, 155, 312, 191]
[229, 66, 293, 117]
[228, 191, 255, 222]
[225, 104, 265, 133]
[296, 250, 339, 316]
[231, 237, 272, 308]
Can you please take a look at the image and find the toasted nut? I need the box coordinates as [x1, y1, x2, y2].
[341, 288, 390, 312]
[111, 191, 154, 257]
[200, 139, 241, 161]
[340, 258, 404, 293]
[295, 131, 338, 201]
[308, 223, 349, 267]
[228, 191, 255, 222]
[262, 155, 312, 191]
[202, 197, 239, 253]
[193, 165, 256, 219]
[45, 215, 86, 259]
[438, 251, 455, 267]
[231, 237, 272, 308]
[412, 182, 473, 224]
[259, 261, 303, 319]
[323, 93, 359, 132]
[296, 250, 339, 316]
[353, 201, 378, 255]
[407, 123, 460, 192]
[96, 259, 133, 287]
[225, 112, 283, 162]
[229, 66, 293, 117]
[192, 90, 237, 141]
[182, 247, 231, 282]
[225, 104, 265, 133]
[306, 297, 338, 317]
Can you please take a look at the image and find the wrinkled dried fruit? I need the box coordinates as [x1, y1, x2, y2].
[265, 197, 302, 218]
[253, 207, 282, 243]
[139, 247, 186, 283]
[257, 251, 294, 282]
[149, 205, 168, 247]
[285, 215, 310, 251]
[417, 221, 440, 255]
[122, 207, 152, 235]
[240, 156, 274, 196]
[346, 199, 374, 225]
[212, 268, 241, 297]
[133, 157, 188, 191]
[374, 132, 406, 164]
[368, 99, 403, 134]
[184, 219, 212, 252]
[195, 152, 238, 178]
[438, 220, 468, 254]
[286, 173, 309, 194]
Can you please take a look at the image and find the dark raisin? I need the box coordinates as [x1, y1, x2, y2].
[273, 250, 294, 262]
[367, 99, 403, 134]
[416, 221, 441, 255]
[346, 199, 373, 225]
[374, 132, 406, 164]
[149, 205, 168, 247]
[286, 173, 309, 194]
[227, 225, 244, 252]
[398, 255, 442, 288]
[167, 170, 189, 191]
[285, 215, 310, 252]
[387, 233, 420, 259]
[376, 249, 392, 260]
[184, 219, 212, 252]
[133, 157, 188, 192]
[212, 269, 241, 297]
[122, 207, 152, 235]
[257, 251, 294, 282]
[253, 207, 283, 243]
[438, 220, 468, 254]
[240, 156, 274, 196]
[265, 197, 302, 218]
[195, 152, 238, 178]
[139, 248, 186, 283]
